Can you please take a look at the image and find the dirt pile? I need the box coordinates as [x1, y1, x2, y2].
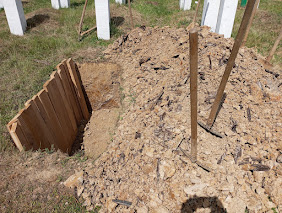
[77, 26, 281, 212]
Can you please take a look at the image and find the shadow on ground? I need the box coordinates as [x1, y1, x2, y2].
[111, 16, 125, 27]
[26, 14, 50, 30]
[71, 1, 85, 8]
[181, 196, 226, 213]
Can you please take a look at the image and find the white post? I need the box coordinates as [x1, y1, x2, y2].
[180, 0, 184, 9]
[215, 0, 238, 38]
[184, 0, 192, 10]
[95, 0, 110, 40]
[3, 0, 26, 36]
[0, 0, 4, 9]
[51, 0, 61, 9]
[180, 0, 192, 10]
[116, 0, 126, 4]
[60, 0, 70, 8]
[201, 0, 221, 32]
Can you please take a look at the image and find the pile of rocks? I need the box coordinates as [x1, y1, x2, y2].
[69, 26, 281, 212]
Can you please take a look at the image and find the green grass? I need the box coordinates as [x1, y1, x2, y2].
[0, 0, 121, 151]
[232, 0, 281, 64]
[0, 0, 281, 152]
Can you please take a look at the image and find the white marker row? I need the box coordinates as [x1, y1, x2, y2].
[1, 0, 111, 40]
[201, 0, 239, 38]
[1, 0, 246, 39]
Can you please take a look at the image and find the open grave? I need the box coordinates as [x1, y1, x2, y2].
[4, 1, 281, 212]
[63, 25, 281, 212]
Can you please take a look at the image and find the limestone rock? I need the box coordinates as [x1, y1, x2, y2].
[63, 171, 83, 189]
[159, 160, 176, 180]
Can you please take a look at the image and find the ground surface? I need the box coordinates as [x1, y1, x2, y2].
[75, 26, 281, 213]
[0, 0, 281, 212]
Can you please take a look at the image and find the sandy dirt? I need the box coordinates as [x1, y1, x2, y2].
[75, 26, 281, 213]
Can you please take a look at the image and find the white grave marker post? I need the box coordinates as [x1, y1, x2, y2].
[180, 0, 192, 10]
[60, 0, 70, 8]
[201, 0, 221, 32]
[3, 0, 26, 36]
[184, 0, 192, 10]
[215, 0, 238, 38]
[95, 0, 110, 40]
[51, 0, 61, 9]
[0, 0, 4, 9]
[116, 0, 126, 4]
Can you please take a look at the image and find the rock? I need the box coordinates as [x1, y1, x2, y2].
[151, 206, 170, 213]
[184, 183, 207, 196]
[63, 171, 83, 189]
[276, 153, 282, 163]
[225, 197, 246, 213]
[105, 198, 117, 212]
[159, 160, 176, 180]
[137, 206, 149, 213]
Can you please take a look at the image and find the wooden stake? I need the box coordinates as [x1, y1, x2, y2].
[266, 30, 282, 63]
[78, 0, 88, 35]
[187, 0, 201, 30]
[189, 28, 198, 162]
[128, 0, 134, 30]
[241, 0, 260, 47]
[192, 0, 201, 24]
[206, 0, 257, 128]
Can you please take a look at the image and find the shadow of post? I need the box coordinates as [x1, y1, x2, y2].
[26, 14, 50, 30]
[181, 196, 226, 213]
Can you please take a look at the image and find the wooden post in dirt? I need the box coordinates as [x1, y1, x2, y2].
[266, 30, 282, 63]
[95, 0, 111, 40]
[128, 0, 134, 29]
[189, 28, 198, 162]
[206, 0, 257, 127]
[3, 0, 26, 36]
[201, 0, 221, 32]
[180, 0, 192, 11]
[241, 0, 260, 46]
[215, 0, 239, 38]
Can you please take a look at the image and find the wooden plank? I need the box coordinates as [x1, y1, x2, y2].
[9, 122, 24, 151]
[67, 58, 90, 120]
[20, 104, 46, 150]
[33, 92, 59, 150]
[24, 99, 53, 150]
[61, 60, 84, 123]
[51, 71, 77, 138]
[57, 62, 83, 125]
[9, 122, 29, 152]
[43, 76, 74, 150]
[7, 110, 37, 150]
[37, 89, 70, 153]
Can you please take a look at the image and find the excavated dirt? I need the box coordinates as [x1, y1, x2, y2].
[74, 26, 281, 212]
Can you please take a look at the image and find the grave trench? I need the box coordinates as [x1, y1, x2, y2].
[71, 62, 123, 158]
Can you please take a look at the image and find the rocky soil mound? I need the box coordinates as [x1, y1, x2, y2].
[75, 26, 281, 212]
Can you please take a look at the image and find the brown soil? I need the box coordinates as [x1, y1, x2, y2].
[78, 62, 122, 159]
[0, 150, 87, 212]
[75, 26, 281, 212]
